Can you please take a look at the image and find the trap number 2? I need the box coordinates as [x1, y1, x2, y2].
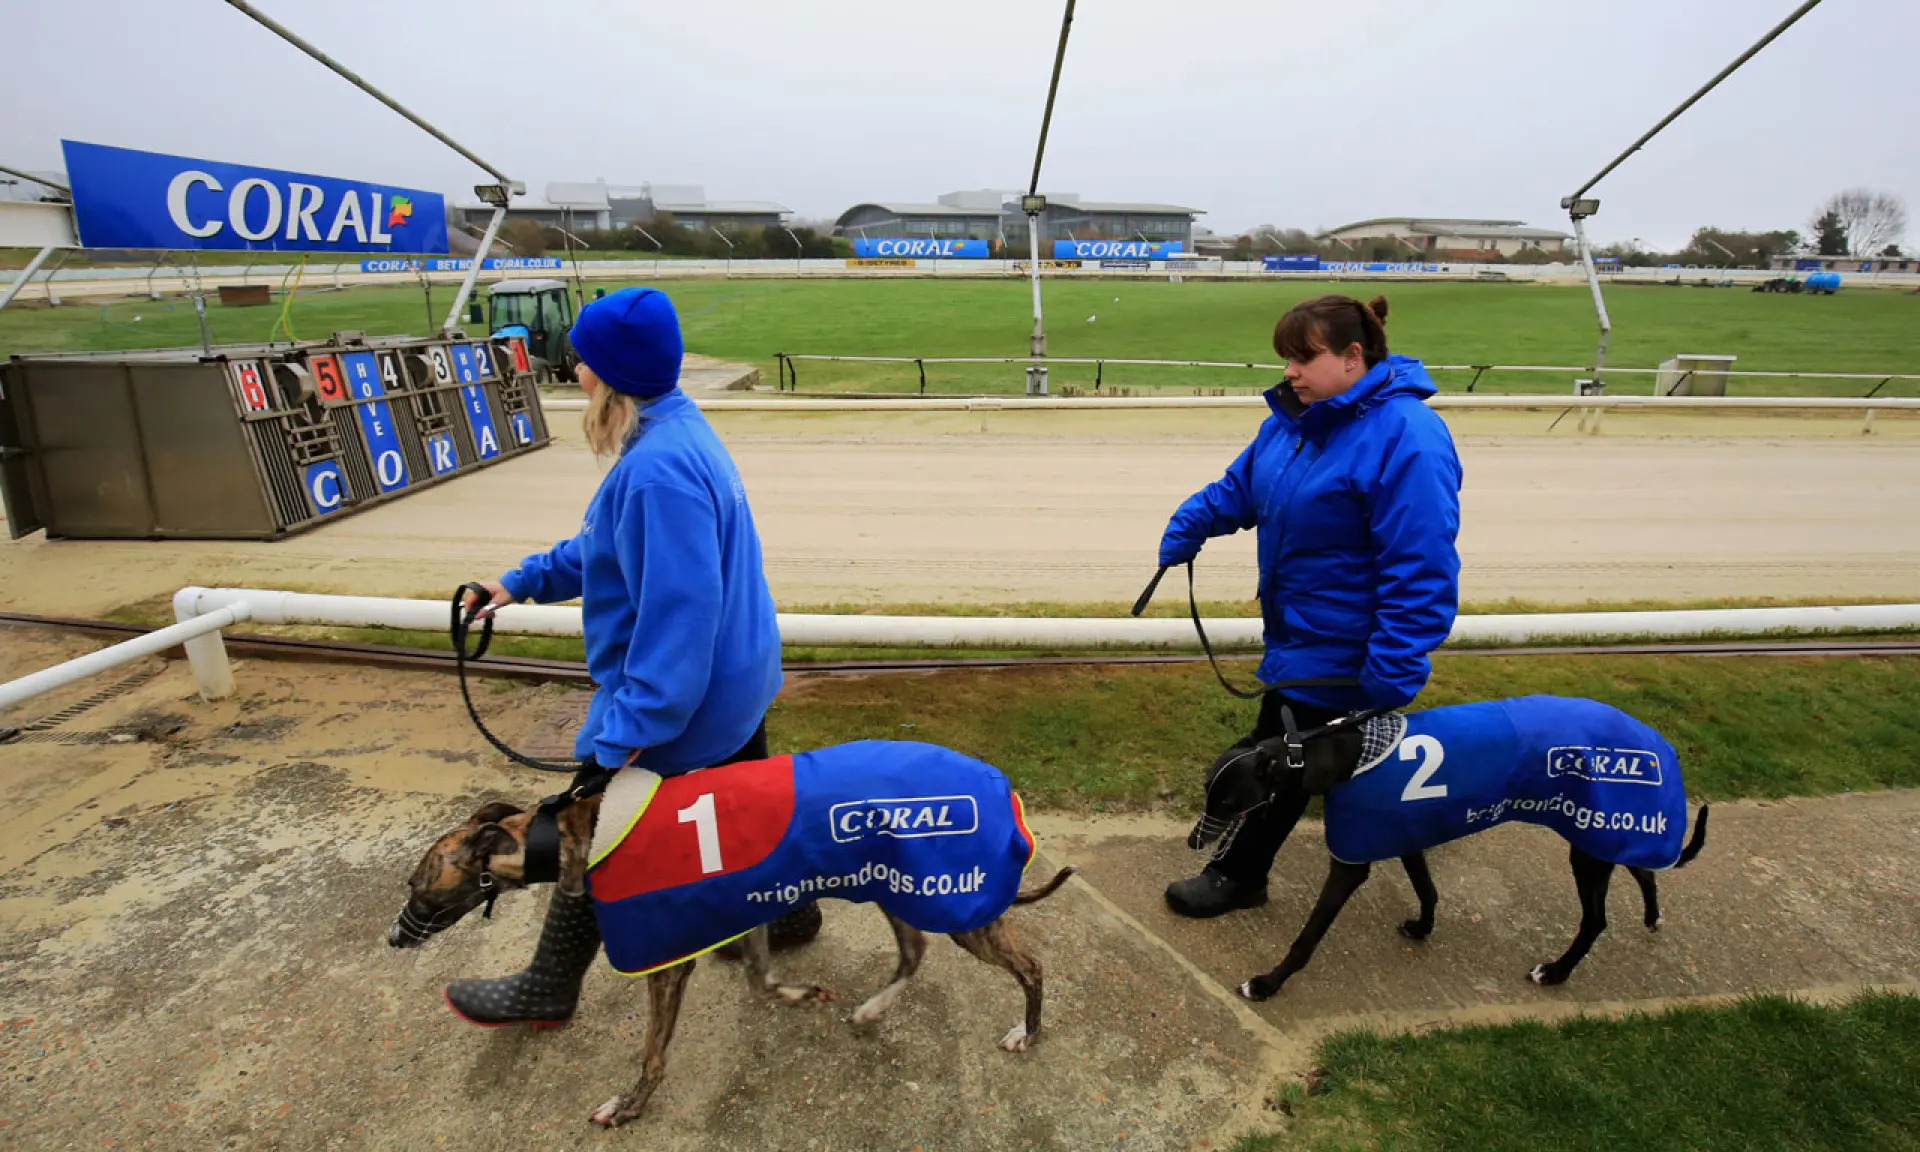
[1399, 736, 1447, 802]
[677, 793, 724, 875]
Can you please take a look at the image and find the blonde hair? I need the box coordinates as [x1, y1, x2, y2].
[582, 385, 641, 459]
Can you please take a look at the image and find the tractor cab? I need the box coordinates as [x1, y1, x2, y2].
[485, 279, 579, 381]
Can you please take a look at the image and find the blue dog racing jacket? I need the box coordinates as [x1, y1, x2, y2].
[587, 740, 1037, 975]
[1322, 696, 1688, 870]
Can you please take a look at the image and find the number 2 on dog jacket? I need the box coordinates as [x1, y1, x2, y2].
[587, 740, 1037, 975]
[1323, 696, 1688, 870]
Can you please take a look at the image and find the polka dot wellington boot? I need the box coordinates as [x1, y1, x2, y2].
[444, 888, 602, 1028]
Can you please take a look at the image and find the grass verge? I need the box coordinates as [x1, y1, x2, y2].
[1234, 991, 1920, 1152]
[765, 656, 1920, 810]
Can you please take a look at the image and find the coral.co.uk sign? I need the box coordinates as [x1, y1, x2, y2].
[360, 257, 563, 273]
[851, 238, 988, 259]
[61, 140, 449, 254]
[1052, 239, 1183, 260]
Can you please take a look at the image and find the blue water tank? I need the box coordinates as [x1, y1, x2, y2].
[1806, 272, 1842, 293]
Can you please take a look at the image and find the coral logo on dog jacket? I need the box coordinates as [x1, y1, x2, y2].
[587, 741, 1036, 974]
[1323, 697, 1688, 870]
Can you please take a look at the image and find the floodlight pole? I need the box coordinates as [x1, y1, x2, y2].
[220, 0, 524, 332]
[1567, 208, 1612, 391]
[1559, 0, 1824, 397]
[447, 207, 504, 333]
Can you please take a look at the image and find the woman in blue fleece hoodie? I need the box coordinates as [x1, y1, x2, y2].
[1158, 295, 1463, 919]
[444, 286, 811, 1027]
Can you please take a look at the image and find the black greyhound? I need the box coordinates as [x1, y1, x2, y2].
[1190, 704, 1710, 1001]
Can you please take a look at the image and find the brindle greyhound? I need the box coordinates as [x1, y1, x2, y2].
[1192, 717, 1709, 1002]
[388, 794, 1073, 1129]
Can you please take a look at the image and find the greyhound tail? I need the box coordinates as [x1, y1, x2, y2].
[1675, 805, 1710, 868]
[1012, 866, 1076, 904]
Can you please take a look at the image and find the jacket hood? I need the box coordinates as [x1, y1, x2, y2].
[1269, 354, 1438, 427]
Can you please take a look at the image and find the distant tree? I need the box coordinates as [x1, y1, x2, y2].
[1814, 189, 1908, 257]
[1810, 209, 1849, 256]
[1672, 226, 1802, 267]
[503, 218, 547, 257]
[1881, 243, 1904, 258]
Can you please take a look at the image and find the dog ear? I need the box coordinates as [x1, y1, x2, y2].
[463, 822, 521, 869]
[468, 801, 524, 826]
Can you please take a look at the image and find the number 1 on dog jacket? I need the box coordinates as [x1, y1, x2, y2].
[587, 740, 1036, 975]
[1323, 696, 1688, 870]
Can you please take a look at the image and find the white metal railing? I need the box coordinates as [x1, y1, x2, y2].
[542, 393, 1920, 415]
[4, 587, 1913, 710]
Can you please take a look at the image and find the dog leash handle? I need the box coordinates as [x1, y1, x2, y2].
[1130, 565, 1169, 618]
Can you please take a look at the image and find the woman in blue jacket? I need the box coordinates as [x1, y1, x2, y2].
[446, 286, 812, 1026]
[1159, 294, 1463, 918]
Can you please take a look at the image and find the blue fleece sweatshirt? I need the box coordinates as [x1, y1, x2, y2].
[500, 388, 782, 773]
[1159, 355, 1462, 710]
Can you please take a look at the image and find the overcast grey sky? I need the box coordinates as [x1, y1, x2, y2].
[3, 0, 1911, 250]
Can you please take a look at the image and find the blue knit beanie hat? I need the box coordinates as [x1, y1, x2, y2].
[568, 287, 683, 398]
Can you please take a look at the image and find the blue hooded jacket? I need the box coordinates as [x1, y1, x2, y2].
[501, 388, 783, 773]
[1159, 355, 1462, 710]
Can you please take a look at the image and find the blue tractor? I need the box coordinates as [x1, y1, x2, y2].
[482, 279, 580, 382]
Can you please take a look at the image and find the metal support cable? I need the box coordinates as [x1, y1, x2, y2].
[1028, 0, 1078, 196]
[220, 0, 514, 186]
[1567, 0, 1822, 201]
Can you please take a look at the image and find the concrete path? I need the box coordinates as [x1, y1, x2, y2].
[4, 639, 1917, 1150]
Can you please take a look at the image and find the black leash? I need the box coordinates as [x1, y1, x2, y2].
[1131, 562, 1359, 701]
[452, 583, 582, 775]
[451, 584, 616, 886]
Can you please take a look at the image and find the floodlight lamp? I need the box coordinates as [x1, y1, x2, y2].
[1021, 194, 1047, 214]
[1561, 197, 1601, 220]
[475, 183, 514, 208]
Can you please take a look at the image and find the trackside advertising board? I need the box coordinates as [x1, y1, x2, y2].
[62, 140, 449, 254]
[851, 238, 988, 259]
[360, 257, 563, 273]
[1052, 239, 1183, 260]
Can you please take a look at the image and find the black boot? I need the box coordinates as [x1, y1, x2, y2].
[1165, 868, 1268, 919]
[713, 901, 824, 961]
[445, 888, 602, 1027]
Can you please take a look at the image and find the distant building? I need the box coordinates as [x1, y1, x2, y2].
[835, 190, 1203, 253]
[1320, 217, 1571, 261]
[455, 181, 789, 234]
[1769, 253, 1917, 273]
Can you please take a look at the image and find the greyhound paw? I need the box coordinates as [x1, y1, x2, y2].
[1529, 963, 1568, 987]
[1238, 977, 1280, 1002]
[773, 983, 834, 1006]
[999, 1023, 1034, 1052]
[1398, 919, 1432, 941]
[1647, 914, 1664, 932]
[590, 1094, 643, 1128]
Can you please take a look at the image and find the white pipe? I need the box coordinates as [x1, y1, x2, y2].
[0, 243, 59, 312]
[0, 602, 252, 711]
[541, 394, 1920, 414]
[172, 588, 1920, 651]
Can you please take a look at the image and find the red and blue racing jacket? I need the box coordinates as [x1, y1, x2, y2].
[587, 740, 1036, 975]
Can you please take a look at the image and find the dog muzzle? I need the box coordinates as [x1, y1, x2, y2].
[1188, 811, 1246, 853]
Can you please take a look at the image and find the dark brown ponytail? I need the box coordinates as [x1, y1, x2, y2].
[1273, 294, 1391, 368]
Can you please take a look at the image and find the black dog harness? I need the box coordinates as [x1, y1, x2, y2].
[451, 584, 616, 886]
